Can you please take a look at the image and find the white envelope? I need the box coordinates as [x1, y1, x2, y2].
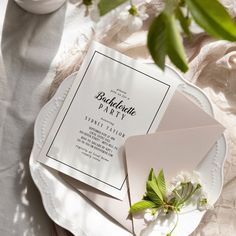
[62, 90, 225, 235]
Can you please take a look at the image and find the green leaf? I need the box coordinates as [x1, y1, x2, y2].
[144, 169, 164, 206]
[181, 182, 193, 201]
[147, 180, 163, 203]
[145, 191, 163, 207]
[147, 12, 188, 72]
[166, 14, 189, 72]
[186, 0, 236, 41]
[147, 13, 168, 70]
[98, 0, 127, 16]
[174, 182, 196, 206]
[148, 168, 155, 181]
[175, 6, 191, 37]
[129, 200, 157, 214]
[156, 169, 167, 199]
[169, 197, 178, 206]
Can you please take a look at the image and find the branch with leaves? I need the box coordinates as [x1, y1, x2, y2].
[148, 0, 236, 72]
[81, 0, 236, 72]
[129, 169, 210, 236]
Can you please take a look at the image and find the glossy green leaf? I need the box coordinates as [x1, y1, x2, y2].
[166, 14, 189, 72]
[147, 180, 163, 202]
[98, 0, 127, 16]
[146, 169, 163, 205]
[169, 197, 178, 206]
[148, 168, 155, 181]
[186, 0, 236, 41]
[129, 200, 157, 214]
[156, 169, 167, 199]
[148, 12, 188, 72]
[175, 6, 191, 37]
[181, 182, 193, 200]
[147, 13, 168, 70]
[145, 191, 163, 207]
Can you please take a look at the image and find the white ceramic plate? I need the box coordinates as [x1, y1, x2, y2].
[29, 66, 227, 236]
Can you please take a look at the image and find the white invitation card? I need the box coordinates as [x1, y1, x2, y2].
[38, 42, 180, 200]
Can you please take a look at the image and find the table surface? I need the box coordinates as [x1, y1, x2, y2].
[1, 1, 236, 236]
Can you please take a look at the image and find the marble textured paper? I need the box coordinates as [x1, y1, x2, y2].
[37, 41, 179, 200]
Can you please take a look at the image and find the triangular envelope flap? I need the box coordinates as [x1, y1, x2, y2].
[125, 125, 224, 235]
[158, 90, 223, 131]
[62, 174, 133, 232]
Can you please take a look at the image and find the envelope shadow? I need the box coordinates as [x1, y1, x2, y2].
[61, 173, 133, 230]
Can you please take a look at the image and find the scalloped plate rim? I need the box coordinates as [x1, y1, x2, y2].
[29, 66, 227, 236]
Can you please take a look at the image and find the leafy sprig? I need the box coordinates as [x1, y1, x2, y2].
[90, 0, 236, 73]
[147, 0, 236, 72]
[129, 169, 204, 236]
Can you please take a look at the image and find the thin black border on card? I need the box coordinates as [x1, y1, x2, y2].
[46, 50, 170, 191]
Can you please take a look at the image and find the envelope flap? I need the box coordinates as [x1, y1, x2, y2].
[158, 90, 222, 131]
[125, 124, 224, 235]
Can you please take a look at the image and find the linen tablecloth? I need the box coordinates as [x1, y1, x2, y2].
[1, 1, 236, 236]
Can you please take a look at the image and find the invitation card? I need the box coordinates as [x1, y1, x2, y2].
[38, 42, 180, 200]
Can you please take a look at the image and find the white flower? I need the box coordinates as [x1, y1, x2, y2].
[144, 209, 158, 223]
[196, 188, 213, 211]
[191, 171, 202, 184]
[197, 197, 213, 211]
[200, 190, 208, 199]
[118, 4, 149, 33]
[170, 171, 192, 187]
[166, 184, 174, 196]
[170, 171, 203, 189]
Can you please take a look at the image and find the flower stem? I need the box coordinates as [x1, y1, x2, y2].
[169, 211, 179, 235]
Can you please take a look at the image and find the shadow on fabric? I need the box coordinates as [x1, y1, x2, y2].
[0, 1, 67, 236]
